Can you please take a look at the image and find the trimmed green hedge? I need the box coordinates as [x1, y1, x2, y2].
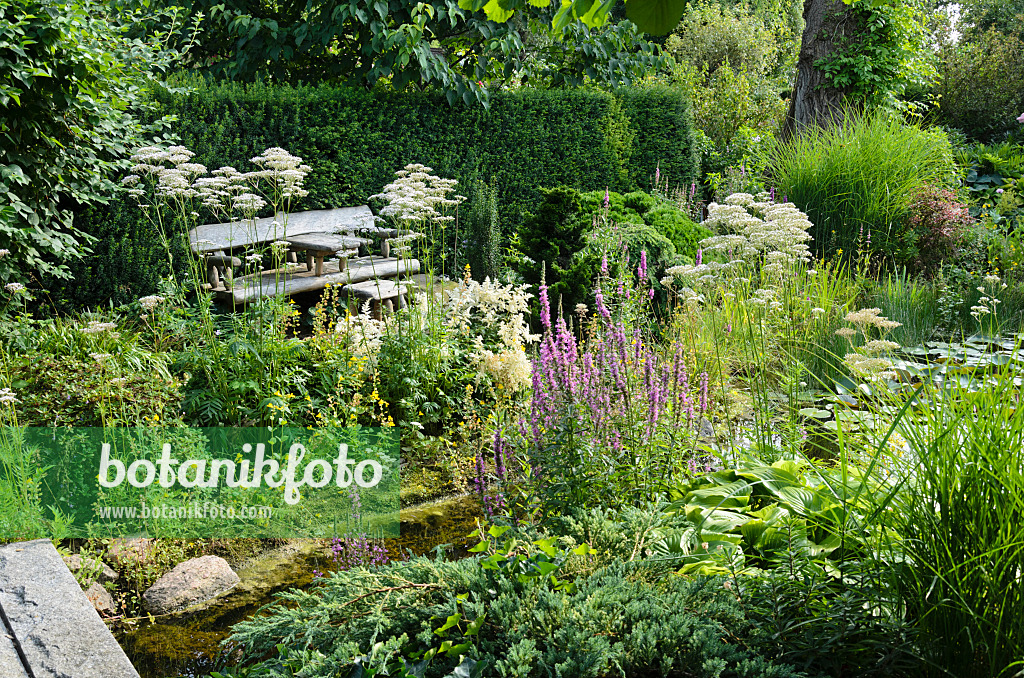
[58, 82, 697, 309]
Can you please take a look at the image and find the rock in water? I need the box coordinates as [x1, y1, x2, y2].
[85, 582, 117, 615]
[142, 556, 239, 614]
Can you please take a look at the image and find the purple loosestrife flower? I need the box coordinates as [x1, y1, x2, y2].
[695, 248, 702, 267]
[601, 253, 608, 276]
[603, 188, 610, 209]
[494, 430, 506, 481]
[539, 282, 552, 332]
[638, 250, 648, 280]
[770, 187, 776, 203]
[594, 287, 611, 320]
[690, 182, 696, 198]
[474, 451, 485, 497]
[655, 163, 660, 185]
[698, 372, 709, 414]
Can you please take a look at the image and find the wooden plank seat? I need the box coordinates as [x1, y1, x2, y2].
[342, 279, 412, 319]
[285, 233, 371, 275]
[220, 256, 420, 306]
[188, 206, 376, 254]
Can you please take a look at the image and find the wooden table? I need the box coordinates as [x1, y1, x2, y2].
[286, 233, 370, 275]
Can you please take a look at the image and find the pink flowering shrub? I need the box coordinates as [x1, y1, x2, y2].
[905, 185, 973, 277]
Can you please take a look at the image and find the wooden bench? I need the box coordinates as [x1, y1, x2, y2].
[188, 207, 376, 255]
[186, 207, 425, 306]
[220, 256, 421, 306]
[343, 279, 412, 319]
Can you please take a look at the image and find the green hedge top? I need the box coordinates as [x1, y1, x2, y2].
[151, 81, 697, 231]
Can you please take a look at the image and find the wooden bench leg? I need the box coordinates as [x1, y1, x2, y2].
[338, 257, 347, 272]
[306, 250, 313, 271]
[288, 251, 298, 264]
[315, 255, 325, 277]
[383, 299, 394, 315]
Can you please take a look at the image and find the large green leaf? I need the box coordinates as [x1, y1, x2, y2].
[623, 0, 688, 35]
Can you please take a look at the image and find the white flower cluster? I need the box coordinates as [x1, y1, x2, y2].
[335, 301, 388, 357]
[370, 164, 466, 224]
[836, 308, 903, 382]
[446, 277, 538, 391]
[4, 282, 25, 293]
[138, 295, 165, 311]
[0, 249, 10, 258]
[0, 387, 17, 405]
[971, 274, 1006, 323]
[81, 320, 118, 335]
[250, 147, 311, 200]
[666, 192, 813, 295]
[123, 145, 309, 216]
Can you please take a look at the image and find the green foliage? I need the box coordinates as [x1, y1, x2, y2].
[815, 1, 936, 115]
[7, 316, 181, 426]
[517, 186, 597, 320]
[165, 1, 665, 103]
[67, 81, 697, 309]
[616, 84, 701, 190]
[865, 367, 1024, 677]
[666, 0, 780, 79]
[0, 0, 188, 283]
[579, 188, 710, 259]
[653, 457, 899, 577]
[767, 111, 957, 266]
[462, 178, 503, 281]
[516, 186, 708, 319]
[664, 0, 790, 183]
[932, 28, 1024, 141]
[221, 534, 806, 677]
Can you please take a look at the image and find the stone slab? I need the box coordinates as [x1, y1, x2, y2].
[0, 623, 30, 678]
[188, 206, 375, 253]
[0, 539, 140, 678]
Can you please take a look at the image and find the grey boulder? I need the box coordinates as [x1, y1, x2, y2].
[142, 555, 239, 614]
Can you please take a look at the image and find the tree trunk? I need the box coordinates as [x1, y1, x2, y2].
[781, 0, 861, 139]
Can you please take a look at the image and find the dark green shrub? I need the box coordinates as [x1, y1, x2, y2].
[622, 190, 659, 214]
[616, 85, 701, 190]
[61, 81, 699, 310]
[933, 28, 1024, 142]
[645, 205, 710, 259]
[517, 187, 598, 322]
[461, 177, 502, 281]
